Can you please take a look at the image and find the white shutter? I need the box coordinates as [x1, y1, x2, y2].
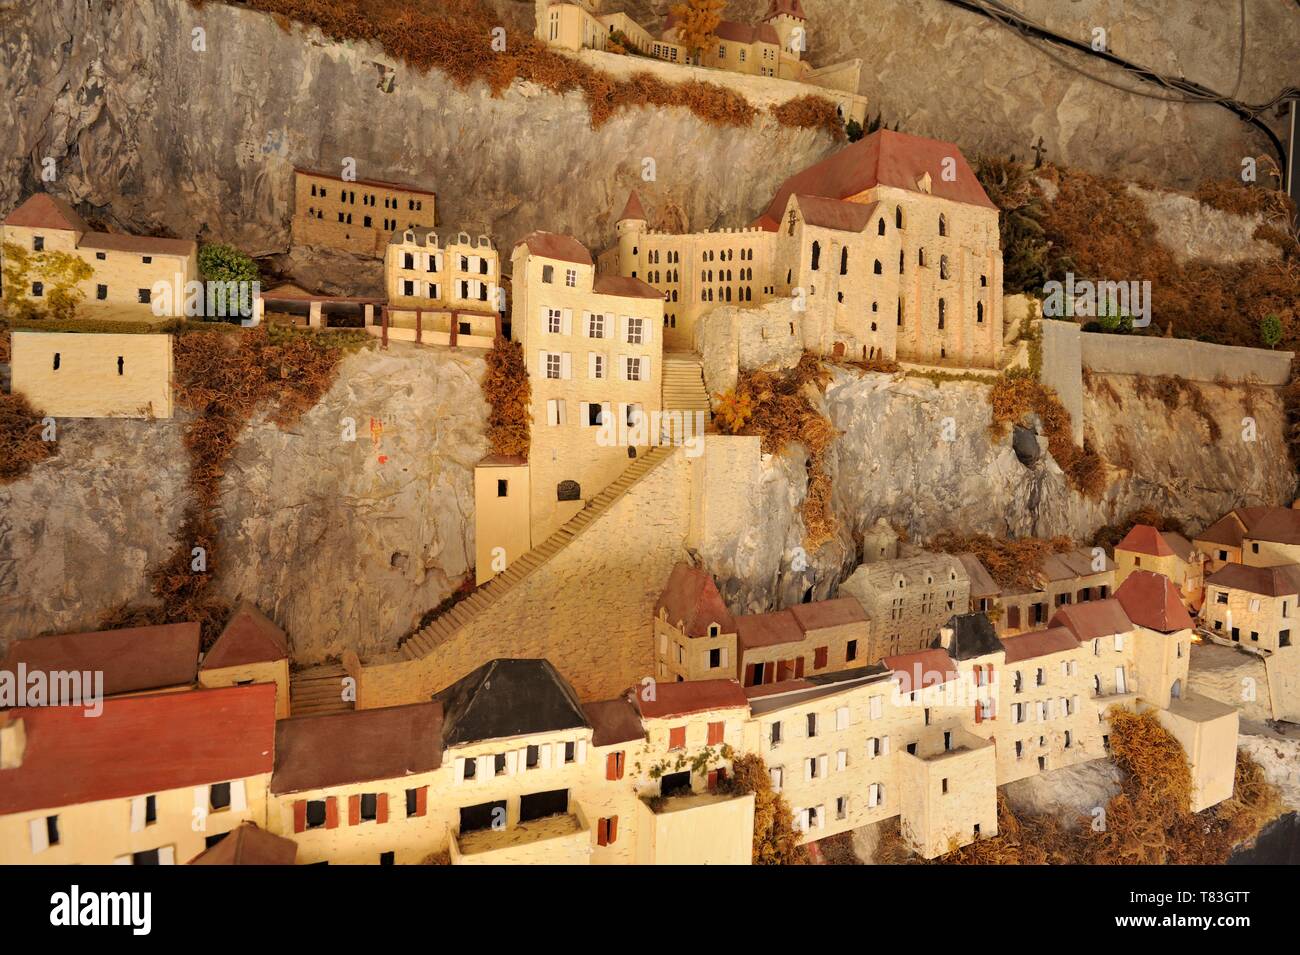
[547, 399, 558, 426]
[518, 747, 529, 771]
[1115, 667, 1126, 694]
[558, 399, 567, 425]
[588, 352, 599, 378]
[582, 311, 592, 336]
[538, 305, 549, 331]
[158, 846, 175, 865]
[194, 786, 208, 812]
[642, 356, 652, 380]
[868, 784, 879, 808]
[579, 401, 590, 425]
[804, 759, 813, 782]
[867, 737, 878, 758]
[1072, 694, 1080, 715]
[477, 755, 493, 779]
[601, 402, 612, 426]
[455, 757, 466, 784]
[540, 744, 552, 769]
[561, 352, 572, 379]
[1249, 598, 1261, 613]
[561, 308, 573, 335]
[435, 252, 444, 272]
[1061, 661, 1068, 678]
[836, 750, 847, 771]
[870, 696, 883, 720]
[231, 779, 247, 812]
[1115, 633, 1125, 651]
[881, 735, 891, 755]
[720, 647, 728, 667]
[29, 818, 49, 854]
[798, 809, 810, 832]
[618, 315, 629, 341]
[538, 351, 549, 377]
[577, 739, 588, 764]
[771, 767, 783, 792]
[506, 750, 518, 775]
[616, 354, 627, 380]
[130, 797, 147, 833]
[836, 706, 849, 730]
[817, 754, 828, 777]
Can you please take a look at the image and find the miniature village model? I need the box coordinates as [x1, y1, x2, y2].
[1, 0, 1299, 879]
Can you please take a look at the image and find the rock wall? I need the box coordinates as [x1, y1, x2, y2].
[0, 342, 489, 663]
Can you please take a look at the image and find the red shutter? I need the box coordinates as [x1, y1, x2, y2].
[795, 657, 805, 678]
[707, 769, 718, 791]
[815, 646, 828, 668]
[615, 752, 625, 779]
[974, 702, 983, 724]
[348, 794, 361, 826]
[415, 786, 428, 817]
[325, 796, 339, 829]
[596, 818, 608, 847]
[707, 721, 723, 745]
[986, 664, 994, 685]
[606, 753, 618, 780]
[377, 792, 389, 824]
[608, 815, 618, 843]
[669, 726, 686, 749]
[293, 799, 307, 834]
[744, 663, 758, 686]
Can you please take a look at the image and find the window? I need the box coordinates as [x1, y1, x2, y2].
[360, 793, 378, 822]
[588, 313, 605, 338]
[846, 639, 858, 662]
[547, 308, 563, 334]
[770, 721, 783, 746]
[564, 741, 577, 764]
[463, 758, 477, 781]
[668, 726, 686, 750]
[626, 316, 644, 344]
[96, 251, 106, 260]
[545, 353, 562, 379]
[497, 479, 508, 497]
[31, 281, 43, 297]
[814, 646, 828, 669]
[209, 782, 231, 811]
[596, 816, 619, 846]
[806, 712, 819, 738]
[405, 787, 427, 817]
[95, 284, 107, 300]
[625, 357, 644, 382]
[542, 265, 554, 283]
[606, 751, 626, 780]
[305, 799, 328, 829]
[707, 721, 724, 745]
[709, 647, 722, 668]
[1215, 592, 1228, 605]
[810, 241, 821, 271]
[565, 268, 577, 287]
[494, 754, 508, 776]
[137, 288, 150, 304]
[33, 235, 44, 251]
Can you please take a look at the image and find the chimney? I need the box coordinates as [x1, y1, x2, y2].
[0, 714, 27, 770]
[938, 626, 954, 650]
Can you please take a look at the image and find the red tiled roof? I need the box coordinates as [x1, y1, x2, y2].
[593, 274, 666, 300]
[188, 823, 298, 865]
[736, 609, 803, 649]
[1117, 525, 1176, 557]
[0, 685, 276, 815]
[634, 679, 749, 719]
[516, 231, 593, 265]
[201, 603, 289, 671]
[757, 129, 997, 233]
[656, 563, 736, 638]
[1049, 598, 1132, 642]
[3, 193, 89, 232]
[1000, 626, 1079, 664]
[618, 190, 646, 221]
[789, 597, 868, 632]
[271, 702, 443, 795]
[1114, 571, 1194, 633]
[1, 622, 200, 698]
[1206, 563, 1300, 598]
[764, 0, 807, 20]
[883, 648, 958, 693]
[792, 195, 879, 233]
[582, 697, 645, 747]
[79, 231, 196, 257]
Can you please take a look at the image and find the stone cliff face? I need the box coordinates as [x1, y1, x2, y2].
[0, 344, 488, 663]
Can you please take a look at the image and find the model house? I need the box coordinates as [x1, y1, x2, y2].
[198, 603, 292, 719]
[9, 330, 176, 419]
[291, 169, 435, 257]
[381, 228, 501, 347]
[838, 553, 970, 660]
[1194, 506, 1300, 571]
[1, 193, 197, 319]
[602, 130, 1003, 365]
[511, 230, 666, 541]
[1202, 563, 1300, 654]
[1115, 524, 1204, 609]
[996, 547, 1114, 635]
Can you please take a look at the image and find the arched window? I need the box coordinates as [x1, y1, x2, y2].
[810, 241, 821, 271]
[977, 301, 984, 323]
[873, 259, 882, 275]
[938, 214, 947, 237]
[918, 248, 927, 267]
[898, 250, 904, 274]
[938, 299, 946, 329]
[557, 480, 581, 502]
[840, 247, 848, 275]
[939, 255, 949, 280]
[897, 298, 904, 327]
[895, 206, 904, 229]
[877, 218, 885, 236]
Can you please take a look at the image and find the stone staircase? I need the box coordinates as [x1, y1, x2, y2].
[289, 664, 355, 717]
[399, 444, 677, 661]
[662, 353, 712, 417]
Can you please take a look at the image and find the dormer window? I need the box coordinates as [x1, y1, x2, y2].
[708, 623, 721, 637]
[917, 173, 932, 194]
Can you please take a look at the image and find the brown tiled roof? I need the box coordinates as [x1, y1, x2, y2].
[1, 622, 200, 697]
[1196, 513, 1247, 548]
[793, 195, 879, 233]
[757, 129, 997, 233]
[582, 697, 645, 747]
[517, 231, 593, 265]
[1239, 506, 1300, 546]
[957, 553, 999, 598]
[790, 596, 868, 632]
[634, 679, 749, 719]
[1206, 563, 1300, 598]
[882, 648, 958, 692]
[764, 0, 807, 20]
[618, 190, 646, 221]
[1000, 626, 1079, 664]
[657, 563, 736, 637]
[3, 193, 89, 232]
[79, 231, 196, 257]
[1163, 532, 1196, 562]
[593, 274, 666, 300]
[0, 685, 276, 815]
[736, 609, 804, 649]
[1114, 571, 1194, 633]
[188, 823, 298, 865]
[1042, 547, 1113, 581]
[294, 167, 435, 196]
[1117, 525, 1176, 557]
[201, 603, 288, 671]
[1049, 598, 1132, 642]
[271, 702, 443, 795]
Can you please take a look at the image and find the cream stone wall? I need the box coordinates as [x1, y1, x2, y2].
[1243, 539, 1300, 568]
[897, 729, 998, 859]
[634, 790, 755, 865]
[1000, 567, 1115, 635]
[1149, 694, 1239, 813]
[655, 615, 738, 682]
[2, 222, 196, 319]
[1265, 646, 1300, 722]
[197, 661, 290, 719]
[0, 773, 269, 866]
[360, 450, 691, 705]
[1202, 582, 1296, 655]
[996, 647, 1101, 784]
[839, 555, 969, 661]
[291, 170, 434, 257]
[384, 229, 499, 315]
[473, 461, 531, 585]
[1116, 550, 1203, 609]
[11, 331, 174, 418]
[513, 241, 664, 541]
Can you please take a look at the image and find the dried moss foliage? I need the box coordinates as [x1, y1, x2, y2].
[972, 155, 1055, 294]
[929, 531, 1074, 592]
[1043, 166, 1299, 351]
[715, 353, 838, 548]
[1088, 507, 1185, 553]
[729, 753, 807, 865]
[482, 335, 530, 460]
[989, 367, 1105, 497]
[103, 326, 353, 646]
[768, 94, 847, 140]
[0, 391, 58, 484]
[222, 0, 845, 134]
[887, 710, 1281, 865]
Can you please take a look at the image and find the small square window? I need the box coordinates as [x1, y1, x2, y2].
[306, 800, 327, 829]
[360, 793, 378, 821]
[209, 782, 231, 811]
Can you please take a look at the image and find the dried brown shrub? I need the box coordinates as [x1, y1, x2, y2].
[988, 367, 1106, 497]
[729, 753, 807, 865]
[768, 94, 846, 140]
[1194, 174, 1295, 221]
[0, 391, 58, 484]
[929, 531, 1075, 592]
[1089, 507, 1185, 552]
[482, 335, 530, 460]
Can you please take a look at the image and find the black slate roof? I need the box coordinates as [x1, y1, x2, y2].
[432, 659, 589, 747]
[935, 612, 1005, 661]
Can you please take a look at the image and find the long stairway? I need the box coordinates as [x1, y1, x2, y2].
[399, 444, 676, 661]
[289, 664, 355, 717]
[662, 353, 712, 417]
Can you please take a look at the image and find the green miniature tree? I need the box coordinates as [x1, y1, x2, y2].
[198, 242, 259, 319]
[845, 118, 864, 142]
[1259, 314, 1283, 349]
